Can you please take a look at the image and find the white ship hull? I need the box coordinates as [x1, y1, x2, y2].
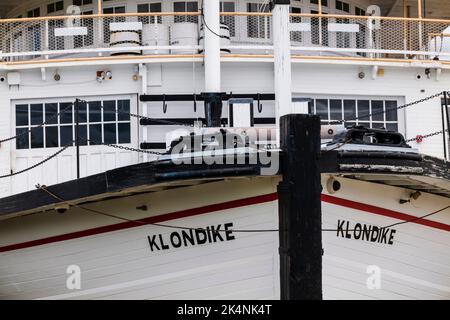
[1, 175, 449, 300]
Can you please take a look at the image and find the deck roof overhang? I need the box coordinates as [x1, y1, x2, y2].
[1, 149, 450, 219]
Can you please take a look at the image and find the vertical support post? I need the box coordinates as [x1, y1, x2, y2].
[441, 102, 447, 161]
[139, 64, 148, 163]
[444, 91, 450, 160]
[272, 0, 292, 146]
[278, 114, 322, 300]
[318, 0, 323, 46]
[75, 99, 80, 179]
[98, 0, 103, 15]
[417, 0, 423, 55]
[417, 0, 423, 18]
[202, 0, 223, 127]
[44, 20, 49, 60]
[403, 0, 408, 59]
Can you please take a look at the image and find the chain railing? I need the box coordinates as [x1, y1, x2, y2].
[1, 13, 450, 62]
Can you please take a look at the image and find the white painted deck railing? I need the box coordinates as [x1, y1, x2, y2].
[0, 12, 449, 62]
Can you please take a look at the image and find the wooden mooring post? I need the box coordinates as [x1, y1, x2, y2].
[278, 113, 323, 300]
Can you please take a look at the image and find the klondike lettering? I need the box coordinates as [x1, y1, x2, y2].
[336, 219, 396, 245]
[148, 222, 236, 251]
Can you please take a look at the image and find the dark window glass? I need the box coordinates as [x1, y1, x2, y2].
[118, 100, 130, 121]
[16, 128, 29, 149]
[16, 105, 29, 126]
[89, 124, 102, 145]
[30, 104, 43, 125]
[138, 4, 149, 12]
[385, 101, 398, 121]
[308, 99, 315, 114]
[73, 0, 82, 6]
[48, 4, 55, 14]
[359, 122, 370, 128]
[103, 101, 116, 122]
[118, 123, 131, 144]
[151, 3, 162, 11]
[60, 102, 73, 124]
[174, 2, 185, 12]
[372, 123, 385, 129]
[31, 127, 44, 149]
[386, 123, 398, 132]
[78, 125, 88, 146]
[89, 101, 102, 122]
[186, 2, 198, 12]
[344, 100, 356, 120]
[60, 126, 73, 146]
[45, 127, 59, 148]
[104, 123, 117, 144]
[357, 100, 370, 121]
[330, 100, 342, 120]
[78, 101, 88, 123]
[311, 0, 327, 6]
[343, 3, 350, 12]
[372, 100, 384, 121]
[56, 1, 64, 11]
[316, 99, 328, 120]
[45, 103, 58, 124]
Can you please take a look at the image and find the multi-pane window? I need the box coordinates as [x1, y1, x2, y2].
[47, 1, 64, 14]
[309, 98, 399, 131]
[73, 0, 93, 6]
[220, 2, 236, 37]
[174, 2, 199, 23]
[138, 3, 162, 24]
[27, 8, 41, 18]
[311, 0, 328, 7]
[247, 3, 271, 39]
[336, 0, 350, 13]
[15, 100, 132, 150]
[355, 7, 366, 16]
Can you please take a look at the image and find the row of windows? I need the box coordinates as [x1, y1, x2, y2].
[47, 1, 64, 14]
[25, 1, 367, 18]
[15, 100, 132, 149]
[309, 98, 399, 131]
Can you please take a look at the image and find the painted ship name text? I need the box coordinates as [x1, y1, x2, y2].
[336, 219, 397, 245]
[148, 223, 236, 252]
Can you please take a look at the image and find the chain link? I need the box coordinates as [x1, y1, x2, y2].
[406, 129, 449, 143]
[0, 143, 72, 179]
[330, 91, 444, 125]
[92, 141, 164, 156]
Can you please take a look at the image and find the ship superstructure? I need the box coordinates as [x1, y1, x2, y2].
[0, 0, 449, 300]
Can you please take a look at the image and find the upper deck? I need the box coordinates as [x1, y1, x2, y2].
[1, 0, 450, 69]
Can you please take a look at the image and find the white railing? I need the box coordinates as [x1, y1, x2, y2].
[1, 13, 450, 62]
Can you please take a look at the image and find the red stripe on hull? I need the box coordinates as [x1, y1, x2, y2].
[0, 193, 278, 253]
[0, 192, 449, 253]
[321, 194, 450, 232]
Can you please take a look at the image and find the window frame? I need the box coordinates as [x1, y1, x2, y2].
[13, 97, 134, 150]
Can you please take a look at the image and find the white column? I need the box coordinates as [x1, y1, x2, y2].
[139, 63, 148, 163]
[203, 0, 221, 92]
[273, 3, 292, 144]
